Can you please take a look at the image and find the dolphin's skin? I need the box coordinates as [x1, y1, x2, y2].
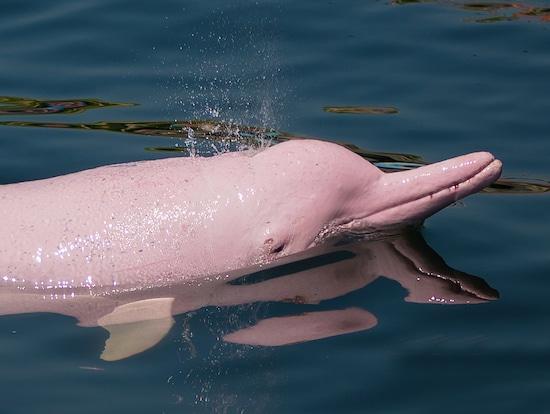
[0, 139, 501, 292]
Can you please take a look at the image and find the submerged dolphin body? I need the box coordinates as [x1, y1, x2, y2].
[0, 139, 502, 290]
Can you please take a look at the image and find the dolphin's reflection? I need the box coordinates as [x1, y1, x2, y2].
[0, 230, 498, 360]
[89, 230, 501, 359]
[217, 230, 498, 347]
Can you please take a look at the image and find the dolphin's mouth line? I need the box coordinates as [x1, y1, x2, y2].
[375, 157, 499, 214]
[336, 158, 501, 233]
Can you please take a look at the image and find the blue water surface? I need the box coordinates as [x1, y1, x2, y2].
[1, 0, 550, 413]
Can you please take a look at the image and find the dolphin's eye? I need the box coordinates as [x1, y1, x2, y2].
[271, 242, 286, 254]
[264, 238, 287, 255]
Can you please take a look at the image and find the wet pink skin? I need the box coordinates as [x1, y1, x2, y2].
[0, 139, 502, 290]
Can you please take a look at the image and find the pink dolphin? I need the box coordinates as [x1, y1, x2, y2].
[0, 139, 501, 290]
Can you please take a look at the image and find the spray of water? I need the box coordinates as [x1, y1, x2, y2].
[150, 3, 285, 157]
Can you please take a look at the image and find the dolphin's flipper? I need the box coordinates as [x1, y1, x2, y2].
[223, 308, 377, 346]
[98, 297, 175, 361]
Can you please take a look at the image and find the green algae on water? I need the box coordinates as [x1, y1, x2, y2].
[0, 96, 136, 115]
[323, 106, 399, 115]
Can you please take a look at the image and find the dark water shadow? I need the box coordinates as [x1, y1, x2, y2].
[1, 118, 548, 194]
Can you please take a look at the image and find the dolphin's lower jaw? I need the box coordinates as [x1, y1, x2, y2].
[310, 221, 406, 248]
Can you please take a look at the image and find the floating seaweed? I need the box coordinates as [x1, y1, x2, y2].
[480, 178, 550, 194]
[0, 119, 277, 140]
[0, 119, 419, 163]
[393, 0, 435, 4]
[323, 106, 399, 115]
[0, 96, 136, 115]
[0, 119, 279, 157]
[521, 6, 550, 20]
[461, 3, 515, 12]
[473, 15, 517, 23]
[393, 1, 550, 24]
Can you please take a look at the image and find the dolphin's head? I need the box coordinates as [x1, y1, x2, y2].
[250, 139, 501, 261]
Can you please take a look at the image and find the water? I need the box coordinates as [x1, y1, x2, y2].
[1, 0, 550, 412]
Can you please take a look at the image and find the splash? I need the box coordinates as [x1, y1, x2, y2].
[149, 3, 285, 142]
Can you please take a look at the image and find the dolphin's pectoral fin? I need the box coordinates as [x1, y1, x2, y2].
[223, 308, 377, 346]
[100, 317, 175, 361]
[97, 297, 175, 361]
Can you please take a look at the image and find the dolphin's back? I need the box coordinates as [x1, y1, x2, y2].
[0, 152, 255, 288]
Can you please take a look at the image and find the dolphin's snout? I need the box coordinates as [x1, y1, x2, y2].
[361, 151, 502, 228]
[381, 151, 499, 195]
